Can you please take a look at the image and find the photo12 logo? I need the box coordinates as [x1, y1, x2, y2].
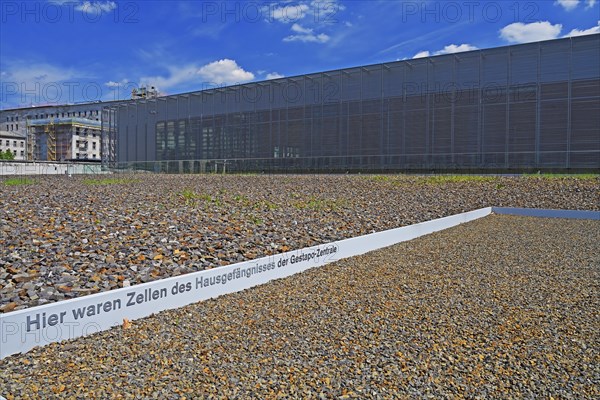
[400, 1, 540, 24]
[0, 80, 150, 105]
[197, 1, 341, 24]
[1, 1, 140, 24]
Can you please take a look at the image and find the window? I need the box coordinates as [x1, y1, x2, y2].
[20, 142, 24, 148]
[10, 124, 13, 130]
[5, 117, 8, 122]
[20, 151, 24, 157]
[16, 116, 18, 121]
[15, 124, 18, 130]
[5, 140, 9, 146]
[93, 154, 97, 158]
[92, 142, 96, 149]
[13, 140, 17, 147]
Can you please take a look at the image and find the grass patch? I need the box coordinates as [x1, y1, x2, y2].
[253, 200, 279, 211]
[369, 175, 393, 182]
[233, 194, 251, 206]
[420, 175, 498, 185]
[180, 189, 222, 207]
[523, 173, 599, 180]
[3, 178, 35, 186]
[83, 178, 139, 185]
[248, 215, 264, 225]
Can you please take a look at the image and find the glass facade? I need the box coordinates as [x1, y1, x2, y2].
[110, 35, 600, 172]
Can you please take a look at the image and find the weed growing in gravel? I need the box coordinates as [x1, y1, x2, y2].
[524, 173, 599, 180]
[253, 200, 279, 210]
[233, 194, 251, 206]
[421, 175, 497, 184]
[3, 178, 35, 186]
[180, 189, 222, 207]
[83, 178, 139, 185]
[248, 215, 264, 225]
[181, 189, 199, 206]
[369, 175, 393, 182]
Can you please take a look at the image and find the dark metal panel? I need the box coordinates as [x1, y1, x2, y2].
[572, 34, 600, 80]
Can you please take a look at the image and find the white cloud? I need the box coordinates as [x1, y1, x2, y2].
[586, 0, 597, 8]
[105, 79, 130, 87]
[555, 0, 580, 11]
[436, 44, 478, 54]
[499, 21, 563, 44]
[412, 44, 477, 59]
[283, 23, 330, 43]
[265, 72, 285, 80]
[565, 20, 600, 36]
[196, 59, 255, 85]
[140, 65, 200, 92]
[75, 1, 117, 13]
[290, 23, 312, 34]
[270, 3, 309, 22]
[413, 51, 430, 59]
[139, 59, 254, 91]
[2, 62, 79, 84]
[0, 62, 86, 106]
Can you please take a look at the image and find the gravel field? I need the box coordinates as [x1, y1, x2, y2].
[0, 214, 598, 398]
[1, 174, 598, 312]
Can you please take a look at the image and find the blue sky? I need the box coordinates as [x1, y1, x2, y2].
[1, 0, 599, 109]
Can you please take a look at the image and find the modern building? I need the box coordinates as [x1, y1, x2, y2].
[0, 131, 27, 160]
[109, 34, 599, 172]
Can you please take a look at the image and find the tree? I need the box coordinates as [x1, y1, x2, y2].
[0, 150, 15, 160]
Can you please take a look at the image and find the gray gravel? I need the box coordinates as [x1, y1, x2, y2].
[1, 214, 599, 398]
[1, 174, 598, 312]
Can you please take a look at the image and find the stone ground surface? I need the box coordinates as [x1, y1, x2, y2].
[0, 214, 598, 398]
[1, 174, 598, 312]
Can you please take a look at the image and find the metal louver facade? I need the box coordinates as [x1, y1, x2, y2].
[110, 35, 600, 172]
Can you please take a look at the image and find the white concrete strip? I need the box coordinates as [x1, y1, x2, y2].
[0, 207, 492, 359]
[0, 162, 105, 176]
[492, 207, 600, 220]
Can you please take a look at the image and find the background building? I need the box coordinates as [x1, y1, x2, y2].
[0, 131, 26, 160]
[110, 35, 599, 172]
[26, 118, 102, 161]
[0, 101, 124, 162]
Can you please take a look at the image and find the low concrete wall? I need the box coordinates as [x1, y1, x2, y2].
[0, 207, 492, 359]
[0, 161, 106, 176]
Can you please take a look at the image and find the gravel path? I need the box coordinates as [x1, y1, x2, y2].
[1, 174, 598, 312]
[1, 214, 598, 398]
